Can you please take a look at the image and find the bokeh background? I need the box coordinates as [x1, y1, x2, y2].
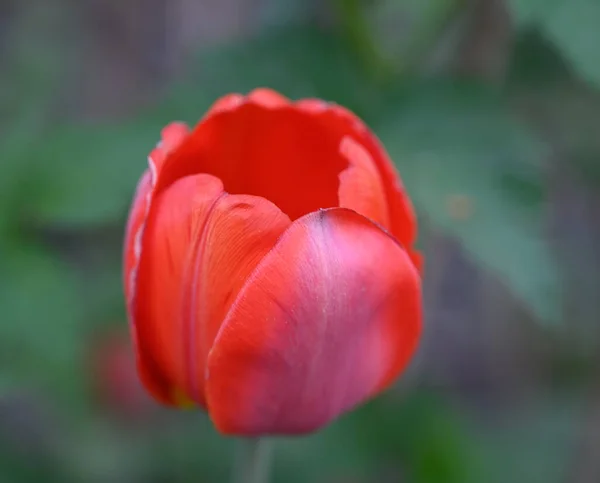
[1, 0, 600, 482]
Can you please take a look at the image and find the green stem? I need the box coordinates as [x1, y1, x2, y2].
[232, 438, 271, 483]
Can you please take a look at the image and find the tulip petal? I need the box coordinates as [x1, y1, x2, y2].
[205, 93, 244, 117]
[123, 170, 151, 304]
[124, 123, 191, 404]
[148, 122, 191, 177]
[132, 173, 291, 406]
[157, 103, 347, 221]
[247, 88, 290, 108]
[181, 193, 291, 404]
[132, 174, 225, 404]
[338, 135, 390, 228]
[206, 208, 421, 435]
[125, 121, 191, 305]
[204, 88, 289, 118]
[295, 99, 420, 268]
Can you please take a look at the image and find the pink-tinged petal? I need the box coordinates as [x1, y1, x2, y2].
[206, 208, 422, 435]
[132, 174, 225, 405]
[338, 135, 390, 228]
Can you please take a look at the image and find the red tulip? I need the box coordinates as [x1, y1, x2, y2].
[123, 88, 422, 436]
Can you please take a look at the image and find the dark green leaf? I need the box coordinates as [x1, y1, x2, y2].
[507, 33, 600, 186]
[509, 0, 600, 88]
[376, 81, 560, 325]
[0, 244, 86, 403]
[24, 122, 160, 227]
[23, 26, 372, 227]
[473, 398, 582, 483]
[164, 26, 374, 120]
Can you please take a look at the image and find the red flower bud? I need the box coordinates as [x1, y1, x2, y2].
[123, 89, 422, 435]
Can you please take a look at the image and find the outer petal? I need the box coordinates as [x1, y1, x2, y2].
[204, 88, 288, 117]
[206, 208, 421, 435]
[124, 121, 190, 303]
[132, 174, 290, 406]
[132, 174, 224, 404]
[148, 122, 191, 176]
[123, 170, 151, 304]
[123, 122, 190, 404]
[247, 88, 289, 107]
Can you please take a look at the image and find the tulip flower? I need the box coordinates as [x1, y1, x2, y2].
[123, 88, 422, 437]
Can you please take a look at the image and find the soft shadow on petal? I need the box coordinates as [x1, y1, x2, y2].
[206, 208, 422, 435]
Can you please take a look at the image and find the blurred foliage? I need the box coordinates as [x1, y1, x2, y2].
[376, 82, 558, 324]
[1, 0, 599, 481]
[509, 0, 600, 87]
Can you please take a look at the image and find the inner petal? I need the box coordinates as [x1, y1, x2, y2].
[161, 103, 349, 221]
[338, 135, 390, 228]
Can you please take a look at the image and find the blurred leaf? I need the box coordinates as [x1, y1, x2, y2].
[23, 122, 160, 227]
[22, 26, 373, 228]
[353, 393, 475, 483]
[506, 30, 572, 86]
[257, 0, 314, 29]
[0, 244, 86, 403]
[68, 422, 149, 483]
[473, 397, 582, 483]
[509, 0, 600, 88]
[164, 26, 375, 121]
[366, 0, 466, 75]
[269, 391, 476, 483]
[508, 32, 600, 186]
[376, 81, 560, 325]
[0, 2, 71, 231]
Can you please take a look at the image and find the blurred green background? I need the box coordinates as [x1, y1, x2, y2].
[1, 0, 600, 482]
